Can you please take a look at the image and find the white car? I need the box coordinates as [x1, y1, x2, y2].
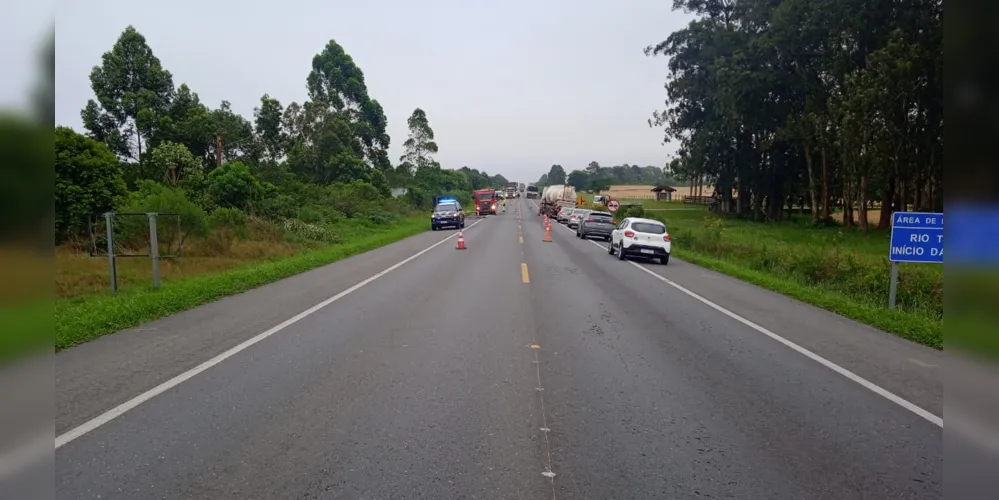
[608, 217, 671, 265]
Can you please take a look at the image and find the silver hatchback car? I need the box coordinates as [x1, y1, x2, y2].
[567, 209, 590, 229]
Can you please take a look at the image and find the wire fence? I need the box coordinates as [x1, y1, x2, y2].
[87, 212, 182, 294]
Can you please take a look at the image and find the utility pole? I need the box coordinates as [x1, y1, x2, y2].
[216, 135, 222, 167]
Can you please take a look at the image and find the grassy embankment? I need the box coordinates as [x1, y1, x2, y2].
[55, 216, 428, 350]
[579, 192, 942, 349]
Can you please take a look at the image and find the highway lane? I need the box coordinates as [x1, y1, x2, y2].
[519, 199, 940, 498]
[57, 209, 555, 499]
[56, 197, 941, 499]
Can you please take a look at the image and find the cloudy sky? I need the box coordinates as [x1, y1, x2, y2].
[53, 0, 691, 182]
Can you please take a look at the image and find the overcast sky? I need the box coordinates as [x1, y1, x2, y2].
[54, 0, 691, 182]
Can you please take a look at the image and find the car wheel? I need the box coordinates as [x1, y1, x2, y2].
[661, 254, 670, 265]
[617, 245, 627, 260]
[431, 225, 437, 231]
[608, 241, 615, 255]
[460, 221, 465, 228]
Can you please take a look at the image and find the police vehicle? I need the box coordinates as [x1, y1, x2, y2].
[431, 198, 466, 231]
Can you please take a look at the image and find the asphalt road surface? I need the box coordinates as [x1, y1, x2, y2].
[55, 197, 942, 499]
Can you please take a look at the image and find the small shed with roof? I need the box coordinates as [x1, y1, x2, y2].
[651, 185, 677, 201]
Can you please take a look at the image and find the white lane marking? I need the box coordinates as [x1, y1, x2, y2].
[563, 230, 944, 428]
[55, 219, 486, 450]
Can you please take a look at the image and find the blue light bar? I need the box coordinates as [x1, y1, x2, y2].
[437, 197, 457, 203]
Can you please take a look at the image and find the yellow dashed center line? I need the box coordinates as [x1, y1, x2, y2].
[521, 263, 530, 283]
[519, 235, 524, 244]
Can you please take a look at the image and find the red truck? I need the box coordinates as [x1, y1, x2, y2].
[472, 189, 498, 216]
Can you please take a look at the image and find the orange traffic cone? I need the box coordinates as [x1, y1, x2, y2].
[456, 230, 467, 250]
[542, 223, 552, 243]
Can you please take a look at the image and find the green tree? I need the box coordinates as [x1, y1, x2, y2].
[489, 174, 509, 188]
[254, 94, 286, 163]
[646, 0, 941, 225]
[303, 39, 390, 182]
[400, 108, 439, 170]
[546, 164, 566, 185]
[567, 170, 589, 191]
[211, 101, 256, 165]
[147, 141, 201, 186]
[207, 162, 263, 210]
[81, 26, 175, 163]
[54, 127, 128, 242]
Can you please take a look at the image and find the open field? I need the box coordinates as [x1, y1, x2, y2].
[55, 216, 428, 349]
[602, 184, 716, 200]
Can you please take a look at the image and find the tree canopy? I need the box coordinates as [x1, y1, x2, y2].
[647, 0, 941, 229]
[56, 25, 505, 244]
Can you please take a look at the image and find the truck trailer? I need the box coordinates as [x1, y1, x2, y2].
[538, 184, 577, 217]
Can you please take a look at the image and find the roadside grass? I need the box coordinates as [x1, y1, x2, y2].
[55, 216, 428, 350]
[645, 207, 943, 349]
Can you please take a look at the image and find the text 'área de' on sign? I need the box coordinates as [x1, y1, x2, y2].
[889, 212, 943, 264]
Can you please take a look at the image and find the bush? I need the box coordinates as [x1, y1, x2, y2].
[118, 181, 208, 254]
[329, 180, 381, 218]
[55, 126, 128, 242]
[618, 204, 646, 219]
[207, 162, 263, 210]
[297, 206, 326, 224]
[282, 218, 339, 244]
[256, 194, 298, 219]
[205, 207, 249, 253]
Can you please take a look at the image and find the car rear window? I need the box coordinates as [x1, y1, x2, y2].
[631, 222, 666, 234]
[588, 212, 613, 220]
[572, 210, 588, 216]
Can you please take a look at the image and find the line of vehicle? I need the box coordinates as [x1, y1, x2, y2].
[529, 201, 943, 428]
[55, 218, 487, 450]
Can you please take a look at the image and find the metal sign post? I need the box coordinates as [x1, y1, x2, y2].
[888, 211, 943, 308]
[104, 212, 118, 295]
[148, 212, 160, 289]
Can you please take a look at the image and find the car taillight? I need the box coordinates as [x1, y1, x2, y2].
[624, 230, 635, 238]
[664, 234, 671, 242]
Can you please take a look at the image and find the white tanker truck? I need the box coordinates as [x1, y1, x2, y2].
[538, 184, 577, 217]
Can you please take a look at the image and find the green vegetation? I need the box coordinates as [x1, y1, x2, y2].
[645, 208, 942, 349]
[56, 217, 428, 350]
[537, 162, 676, 190]
[54, 26, 526, 349]
[647, 0, 941, 229]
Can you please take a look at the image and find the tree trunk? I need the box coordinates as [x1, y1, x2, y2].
[876, 176, 894, 230]
[843, 173, 854, 228]
[820, 146, 830, 221]
[804, 144, 819, 222]
[858, 175, 869, 232]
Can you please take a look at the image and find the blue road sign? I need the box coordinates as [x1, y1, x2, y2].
[889, 211, 943, 264]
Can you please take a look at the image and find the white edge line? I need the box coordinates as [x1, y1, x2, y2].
[55, 219, 484, 450]
[564, 230, 944, 428]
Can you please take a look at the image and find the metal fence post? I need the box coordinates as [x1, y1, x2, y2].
[888, 261, 899, 308]
[148, 212, 160, 289]
[105, 212, 117, 295]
